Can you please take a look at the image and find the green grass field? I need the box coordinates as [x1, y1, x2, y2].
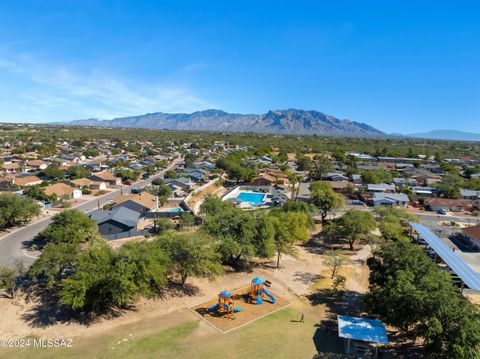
[2, 307, 339, 359]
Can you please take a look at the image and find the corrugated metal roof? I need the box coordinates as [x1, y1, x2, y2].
[337, 315, 388, 344]
[410, 223, 480, 291]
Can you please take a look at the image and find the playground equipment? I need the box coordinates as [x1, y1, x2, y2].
[250, 277, 276, 304]
[206, 290, 241, 319]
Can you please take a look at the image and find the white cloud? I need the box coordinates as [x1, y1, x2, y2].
[0, 54, 214, 121]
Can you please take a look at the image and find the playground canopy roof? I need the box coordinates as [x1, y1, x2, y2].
[337, 315, 388, 345]
[251, 277, 264, 285]
[410, 223, 480, 291]
[219, 290, 232, 300]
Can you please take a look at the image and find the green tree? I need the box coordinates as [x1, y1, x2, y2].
[324, 250, 347, 279]
[38, 209, 99, 244]
[202, 202, 274, 268]
[276, 150, 288, 163]
[287, 173, 302, 200]
[270, 211, 311, 268]
[115, 169, 139, 181]
[147, 184, 172, 206]
[28, 242, 80, 287]
[309, 155, 333, 180]
[157, 232, 223, 286]
[296, 155, 313, 171]
[435, 173, 463, 199]
[60, 241, 170, 310]
[361, 169, 393, 184]
[336, 209, 376, 250]
[282, 200, 313, 216]
[40, 165, 65, 180]
[0, 193, 41, 229]
[309, 182, 344, 223]
[199, 196, 231, 216]
[67, 165, 91, 179]
[164, 170, 177, 179]
[367, 241, 480, 358]
[0, 266, 20, 299]
[154, 218, 173, 233]
[374, 207, 417, 242]
[331, 274, 346, 293]
[83, 149, 100, 158]
[24, 185, 55, 202]
[178, 212, 195, 229]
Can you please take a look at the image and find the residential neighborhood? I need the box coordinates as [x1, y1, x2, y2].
[2, 2, 480, 358]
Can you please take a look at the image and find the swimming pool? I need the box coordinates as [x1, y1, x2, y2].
[168, 207, 184, 213]
[236, 192, 266, 206]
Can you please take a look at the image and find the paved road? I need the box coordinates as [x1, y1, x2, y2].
[0, 158, 182, 268]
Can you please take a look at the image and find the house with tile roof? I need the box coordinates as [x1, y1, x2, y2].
[11, 175, 42, 187]
[90, 172, 122, 186]
[111, 192, 158, 214]
[463, 225, 480, 248]
[44, 183, 82, 199]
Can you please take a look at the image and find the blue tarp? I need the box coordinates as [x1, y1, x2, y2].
[410, 223, 480, 291]
[337, 315, 388, 344]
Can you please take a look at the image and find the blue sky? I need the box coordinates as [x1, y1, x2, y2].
[0, 1, 479, 133]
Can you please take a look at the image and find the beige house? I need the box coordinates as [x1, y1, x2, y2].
[24, 160, 48, 172]
[424, 198, 475, 212]
[11, 175, 42, 187]
[44, 183, 82, 199]
[1, 163, 20, 174]
[90, 172, 122, 186]
[68, 178, 107, 190]
[111, 192, 157, 213]
[251, 173, 290, 188]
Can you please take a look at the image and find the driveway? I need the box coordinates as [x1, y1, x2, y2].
[0, 158, 181, 268]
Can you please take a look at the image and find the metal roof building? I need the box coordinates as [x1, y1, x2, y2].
[410, 223, 480, 292]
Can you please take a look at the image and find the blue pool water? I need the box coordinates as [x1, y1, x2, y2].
[236, 192, 266, 205]
[168, 207, 184, 213]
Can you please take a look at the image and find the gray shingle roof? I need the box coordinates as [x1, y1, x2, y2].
[90, 206, 140, 227]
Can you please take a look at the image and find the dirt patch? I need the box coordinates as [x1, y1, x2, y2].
[190, 287, 290, 333]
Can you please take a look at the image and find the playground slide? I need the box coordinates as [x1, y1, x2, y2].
[224, 304, 241, 312]
[256, 291, 263, 305]
[207, 303, 220, 312]
[262, 288, 277, 303]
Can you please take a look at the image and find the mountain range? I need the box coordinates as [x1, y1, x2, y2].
[65, 109, 480, 141]
[407, 130, 480, 142]
[66, 109, 385, 137]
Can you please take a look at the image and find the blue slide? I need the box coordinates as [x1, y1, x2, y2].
[223, 304, 241, 312]
[256, 291, 263, 305]
[207, 303, 241, 313]
[262, 288, 276, 303]
[207, 303, 220, 312]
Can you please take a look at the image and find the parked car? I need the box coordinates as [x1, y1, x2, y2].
[142, 173, 151, 180]
[351, 200, 366, 206]
[123, 180, 133, 186]
[437, 209, 448, 215]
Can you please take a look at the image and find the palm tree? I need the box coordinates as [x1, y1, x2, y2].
[287, 173, 302, 201]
